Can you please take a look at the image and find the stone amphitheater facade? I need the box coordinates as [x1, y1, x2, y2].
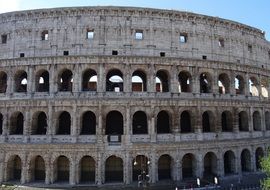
[0, 6, 269, 186]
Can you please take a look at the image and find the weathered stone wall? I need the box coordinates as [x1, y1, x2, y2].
[0, 6, 269, 186]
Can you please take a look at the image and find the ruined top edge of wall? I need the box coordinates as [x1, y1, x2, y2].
[0, 6, 265, 39]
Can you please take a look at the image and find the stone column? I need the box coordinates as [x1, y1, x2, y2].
[97, 63, 105, 93]
[96, 152, 103, 185]
[124, 64, 131, 93]
[72, 64, 79, 94]
[245, 73, 250, 96]
[232, 108, 239, 133]
[196, 153, 203, 178]
[71, 104, 78, 143]
[249, 107, 254, 132]
[230, 72, 236, 96]
[170, 65, 178, 93]
[150, 108, 156, 142]
[49, 65, 56, 94]
[96, 104, 103, 143]
[27, 66, 34, 94]
[0, 153, 4, 183]
[217, 150, 224, 177]
[250, 147, 256, 172]
[47, 105, 53, 142]
[212, 71, 219, 95]
[124, 152, 131, 184]
[69, 156, 76, 185]
[148, 65, 155, 93]
[45, 155, 51, 184]
[124, 106, 130, 144]
[21, 154, 27, 184]
[235, 150, 241, 175]
[149, 151, 157, 183]
[23, 111, 30, 143]
[192, 68, 200, 94]
[6, 70, 13, 95]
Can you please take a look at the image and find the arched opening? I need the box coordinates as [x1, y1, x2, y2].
[81, 111, 96, 135]
[241, 149, 251, 172]
[156, 70, 169, 92]
[0, 113, 3, 135]
[10, 112, 24, 135]
[200, 72, 212, 93]
[30, 156, 45, 182]
[55, 156, 69, 182]
[255, 147, 264, 170]
[224, 151, 236, 175]
[36, 70, 49, 92]
[178, 71, 192, 93]
[239, 111, 249, 131]
[31, 112, 47, 135]
[157, 111, 170, 134]
[59, 69, 73, 92]
[249, 77, 259, 96]
[132, 70, 147, 92]
[7, 155, 21, 181]
[158, 154, 172, 180]
[265, 111, 270, 130]
[253, 111, 261, 131]
[235, 75, 245, 95]
[182, 153, 196, 179]
[57, 111, 71, 135]
[14, 70, 27, 92]
[0, 71, 7, 93]
[82, 69, 97, 91]
[218, 73, 230, 94]
[221, 111, 233, 132]
[79, 156, 95, 183]
[106, 69, 123, 92]
[202, 111, 215, 132]
[203, 152, 217, 178]
[105, 156, 123, 182]
[180, 111, 192, 133]
[132, 155, 149, 181]
[105, 111, 123, 135]
[132, 111, 148, 134]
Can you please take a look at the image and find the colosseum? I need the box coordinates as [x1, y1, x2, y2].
[0, 6, 269, 187]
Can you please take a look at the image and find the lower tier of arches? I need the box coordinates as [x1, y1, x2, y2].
[0, 143, 268, 185]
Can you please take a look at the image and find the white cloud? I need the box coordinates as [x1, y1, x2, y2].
[0, 0, 21, 13]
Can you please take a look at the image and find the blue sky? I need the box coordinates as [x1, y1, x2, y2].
[0, 0, 269, 40]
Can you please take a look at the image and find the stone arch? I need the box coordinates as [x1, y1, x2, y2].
[255, 147, 264, 170]
[178, 71, 192, 93]
[31, 111, 47, 135]
[14, 70, 27, 92]
[29, 155, 45, 182]
[10, 112, 24, 135]
[79, 156, 95, 183]
[253, 111, 261, 131]
[202, 111, 215, 132]
[265, 111, 270, 130]
[218, 73, 230, 94]
[0, 71, 7, 93]
[132, 155, 149, 181]
[105, 110, 123, 135]
[82, 69, 97, 91]
[182, 153, 196, 179]
[36, 69, 49, 92]
[239, 111, 249, 131]
[0, 112, 3, 135]
[56, 111, 71, 135]
[261, 77, 269, 98]
[249, 76, 259, 96]
[235, 75, 245, 95]
[132, 111, 148, 134]
[7, 155, 22, 181]
[158, 154, 172, 180]
[157, 110, 170, 134]
[80, 111, 96, 135]
[221, 111, 233, 132]
[156, 70, 169, 92]
[241, 149, 251, 172]
[58, 69, 73, 92]
[106, 69, 123, 92]
[200, 72, 212, 93]
[54, 155, 70, 182]
[180, 110, 193, 133]
[203, 152, 217, 178]
[105, 155, 123, 183]
[132, 69, 147, 92]
[224, 150, 236, 175]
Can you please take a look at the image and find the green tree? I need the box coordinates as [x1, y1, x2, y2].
[261, 152, 270, 190]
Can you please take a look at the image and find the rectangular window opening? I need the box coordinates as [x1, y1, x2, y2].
[202, 55, 207, 60]
[180, 33, 188, 43]
[1, 34, 7, 44]
[248, 44, 252, 53]
[135, 31, 143, 40]
[218, 38, 224, 47]
[20, 53, 25, 58]
[160, 52, 165, 57]
[112, 50, 118, 55]
[87, 30, 94, 39]
[63, 51, 69, 56]
[41, 30, 49, 41]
